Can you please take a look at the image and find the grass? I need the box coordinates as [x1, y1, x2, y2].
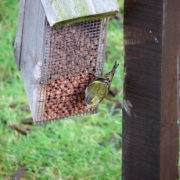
[0, 0, 123, 179]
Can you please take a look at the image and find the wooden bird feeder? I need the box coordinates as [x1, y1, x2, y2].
[14, 0, 119, 124]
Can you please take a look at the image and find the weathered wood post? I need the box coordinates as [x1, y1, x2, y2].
[122, 0, 179, 179]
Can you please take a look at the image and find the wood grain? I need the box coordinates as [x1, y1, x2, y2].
[41, 0, 119, 26]
[20, 0, 46, 121]
[122, 0, 179, 179]
[160, 0, 179, 179]
[14, 0, 26, 70]
[177, 3, 180, 119]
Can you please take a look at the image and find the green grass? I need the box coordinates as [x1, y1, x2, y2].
[0, 0, 123, 179]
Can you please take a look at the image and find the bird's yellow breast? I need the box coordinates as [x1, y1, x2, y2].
[85, 81, 107, 107]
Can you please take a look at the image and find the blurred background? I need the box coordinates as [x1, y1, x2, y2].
[0, 0, 123, 179]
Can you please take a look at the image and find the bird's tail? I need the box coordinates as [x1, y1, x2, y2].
[110, 61, 119, 78]
[112, 61, 119, 72]
[106, 61, 119, 90]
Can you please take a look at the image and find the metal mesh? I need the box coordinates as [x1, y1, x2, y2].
[35, 21, 51, 124]
[35, 18, 108, 123]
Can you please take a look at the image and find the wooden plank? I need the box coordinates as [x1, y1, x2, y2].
[41, 0, 119, 26]
[122, 0, 179, 179]
[14, 0, 26, 70]
[177, 5, 180, 118]
[20, 0, 46, 120]
[160, 0, 179, 179]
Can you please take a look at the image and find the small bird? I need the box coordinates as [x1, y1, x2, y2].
[85, 61, 119, 108]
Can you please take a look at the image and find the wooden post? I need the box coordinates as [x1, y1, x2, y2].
[122, 0, 179, 180]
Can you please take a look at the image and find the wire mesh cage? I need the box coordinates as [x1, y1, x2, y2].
[35, 18, 109, 123]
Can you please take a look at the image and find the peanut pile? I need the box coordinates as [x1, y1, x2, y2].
[43, 72, 95, 120]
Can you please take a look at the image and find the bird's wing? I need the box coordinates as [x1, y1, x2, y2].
[86, 81, 107, 106]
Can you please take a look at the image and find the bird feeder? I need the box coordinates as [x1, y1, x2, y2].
[14, 0, 119, 124]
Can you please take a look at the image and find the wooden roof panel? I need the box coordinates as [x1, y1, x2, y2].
[41, 0, 119, 26]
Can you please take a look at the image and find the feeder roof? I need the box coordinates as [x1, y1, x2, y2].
[41, 0, 119, 26]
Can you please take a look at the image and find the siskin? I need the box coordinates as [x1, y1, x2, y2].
[85, 61, 119, 108]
